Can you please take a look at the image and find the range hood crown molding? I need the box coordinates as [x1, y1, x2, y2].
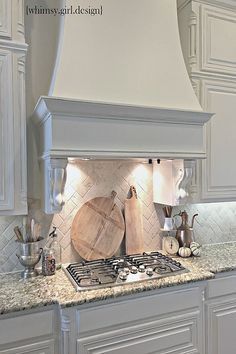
[34, 96, 211, 126]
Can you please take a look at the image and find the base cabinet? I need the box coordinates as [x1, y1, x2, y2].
[0, 308, 59, 354]
[77, 314, 199, 354]
[206, 300, 236, 354]
[205, 274, 236, 354]
[0, 339, 55, 354]
[2, 274, 236, 354]
[61, 287, 203, 354]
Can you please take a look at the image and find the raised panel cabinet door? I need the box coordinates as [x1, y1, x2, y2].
[77, 312, 201, 354]
[206, 300, 236, 354]
[199, 79, 236, 201]
[0, 339, 55, 354]
[200, 5, 236, 76]
[0, 0, 11, 38]
[0, 49, 14, 210]
[0, 0, 27, 215]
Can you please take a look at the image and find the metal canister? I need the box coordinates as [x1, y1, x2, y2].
[42, 247, 56, 276]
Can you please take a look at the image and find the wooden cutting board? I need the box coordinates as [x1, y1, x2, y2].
[125, 186, 144, 255]
[71, 191, 125, 261]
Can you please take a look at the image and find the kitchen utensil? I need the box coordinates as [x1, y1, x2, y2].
[35, 223, 41, 241]
[71, 191, 125, 261]
[22, 216, 27, 242]
[125, 185, 144, 255]
[174, 211, 198, 247]
[13, 226, 24, 242]
[30, 219, 35, 242]
[16, 239, 43, 279]
[162, 206, 173, 217]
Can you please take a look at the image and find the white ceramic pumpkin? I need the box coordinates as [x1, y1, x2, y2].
[190, 242, 201, 257]
[178, 246, 191, 258]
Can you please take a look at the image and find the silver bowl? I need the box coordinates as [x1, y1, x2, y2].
[16, 253, 42, 279]
[16, 239, 43, 279]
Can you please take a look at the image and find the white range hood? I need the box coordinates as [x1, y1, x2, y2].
[33, 0, 213, 213]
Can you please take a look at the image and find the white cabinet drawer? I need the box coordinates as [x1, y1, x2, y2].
[77, 288, 200, 335]
[0, 339, 55, 354]
[0, 310, 54, 346]
[77, 311, 200, 354]
[207, 275, 236, 299]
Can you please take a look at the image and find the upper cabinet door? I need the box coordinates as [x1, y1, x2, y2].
[199, 79, 236, 201]
[0, 0, 27, 215]
[0, 0, 11, 39]
[200, 5, 236, 76]
[178, 0, 236, 202]
[0, 49, 14, 211]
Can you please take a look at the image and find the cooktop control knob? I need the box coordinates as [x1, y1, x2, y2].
[146, 267, 153, 276]
[139, 265, 145, 273]
[131, 266, 138, 274]
[119, 271, 128, 280]
[123, 267, 130, 275]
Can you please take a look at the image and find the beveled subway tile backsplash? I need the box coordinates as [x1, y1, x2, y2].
[1, 160, 236, 273]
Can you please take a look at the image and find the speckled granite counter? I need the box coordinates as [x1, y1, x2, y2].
[183, 242, 236, 273]
[1, 242, 236, 316]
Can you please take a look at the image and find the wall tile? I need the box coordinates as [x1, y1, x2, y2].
[1, 161, 236, 273]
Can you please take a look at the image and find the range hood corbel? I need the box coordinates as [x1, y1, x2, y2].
[41, 157, 68, 213]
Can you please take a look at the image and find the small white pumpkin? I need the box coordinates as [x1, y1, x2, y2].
[190, 242, 201, 257]
[178, 245, 191, 258]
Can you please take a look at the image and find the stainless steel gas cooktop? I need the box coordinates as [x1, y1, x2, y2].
[63, 252, 188, 291]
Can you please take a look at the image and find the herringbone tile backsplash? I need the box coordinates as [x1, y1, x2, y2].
[1, 160, 236, 273]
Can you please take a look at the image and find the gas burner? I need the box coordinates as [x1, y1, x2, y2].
[63, 251, 188, 291]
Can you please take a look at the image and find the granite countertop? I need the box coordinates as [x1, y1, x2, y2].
[1, 242, 236, 316]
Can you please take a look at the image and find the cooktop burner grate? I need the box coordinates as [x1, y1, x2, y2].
[63, 251, 188, 291]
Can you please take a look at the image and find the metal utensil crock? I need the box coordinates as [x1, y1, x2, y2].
[16, 238, 43, 279]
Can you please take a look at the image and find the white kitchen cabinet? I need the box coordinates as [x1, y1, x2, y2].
[205, 273, 236, 354]
[198, 79, 236, 200]
[2, 274, 236, 354]
[0, 0, 27, 214]
[0, 0, 11, 38]
[178, 0, 236, 202]
[206, 300, 236, 354]
[77, 315, 199, 354]
[0, 339, 55, 354]
[0, 307, 59, 354]
[61, 286, 203, 354]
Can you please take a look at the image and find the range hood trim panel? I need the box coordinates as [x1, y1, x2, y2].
[32, 96, 213, 214]
[33, 96, 213, 161]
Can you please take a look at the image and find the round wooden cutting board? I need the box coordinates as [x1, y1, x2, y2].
[71, 191, 125, 261]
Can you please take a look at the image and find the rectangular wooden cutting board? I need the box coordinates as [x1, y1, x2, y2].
[125, 186, 144, 255]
